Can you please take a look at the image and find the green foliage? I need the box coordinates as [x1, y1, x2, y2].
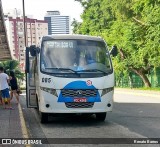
[74, 0, 160, 87]
[71, 18, 82, 34]
[0, 60, 24, 81]
[0, 60, 19, 71]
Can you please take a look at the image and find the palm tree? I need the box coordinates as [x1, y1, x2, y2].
[0, 60, 25, 85]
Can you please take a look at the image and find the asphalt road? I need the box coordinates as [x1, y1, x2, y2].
[20, 90, 160, 147]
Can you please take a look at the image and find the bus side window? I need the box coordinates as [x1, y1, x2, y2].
[29, 58, 36, 86]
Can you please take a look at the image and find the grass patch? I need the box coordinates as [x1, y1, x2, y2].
[134, 87, 160, 91]
[116, 87, 160, 91]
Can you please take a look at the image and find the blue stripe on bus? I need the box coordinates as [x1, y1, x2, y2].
[58, 81, 101, 102]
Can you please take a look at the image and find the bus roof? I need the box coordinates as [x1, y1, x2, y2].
[41, 34, 104, 42]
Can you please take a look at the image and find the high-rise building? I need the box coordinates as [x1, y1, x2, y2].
[5, 17, 48, 71]
[4, 9, 33, 20]
[4, 9, 21, 20]
[44, 11, 70, 35]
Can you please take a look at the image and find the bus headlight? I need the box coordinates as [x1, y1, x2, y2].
[101, 87, 114, 97]
[40, 87, 58, 97]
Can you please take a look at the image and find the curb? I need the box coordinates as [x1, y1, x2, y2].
[115, 88, 160, 93]
[18, 103, 31, 147]
[115, 90, 160, 99]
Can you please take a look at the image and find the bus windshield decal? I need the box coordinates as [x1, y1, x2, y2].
[41, 39, 113, 78]
[46, 41, 76, 49]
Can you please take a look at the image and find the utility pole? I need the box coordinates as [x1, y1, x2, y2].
[22, 0, 27, 47]
[22, 0, 27, 72]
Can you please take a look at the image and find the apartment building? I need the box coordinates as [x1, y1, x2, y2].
[44, 11, 70, 35]
[5, 17, 48, 71]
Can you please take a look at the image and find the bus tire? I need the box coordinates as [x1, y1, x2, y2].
[39, 112, 48, 123]
[96, 112, 107, 121]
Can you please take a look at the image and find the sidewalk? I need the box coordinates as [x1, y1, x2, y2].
[115, 88, 160, 97]
[114, 88, 160, 103]
[0, 96, 29, 146]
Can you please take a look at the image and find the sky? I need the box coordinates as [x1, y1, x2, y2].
[1, 0, 83, 22]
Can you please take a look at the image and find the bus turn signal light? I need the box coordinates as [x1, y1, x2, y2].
[40, 87, 58, 97]
[101, 87, 114, 97]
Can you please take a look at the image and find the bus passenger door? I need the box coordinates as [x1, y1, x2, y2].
[25, 47, 37, 108]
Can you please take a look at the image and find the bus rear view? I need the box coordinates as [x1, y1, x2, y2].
[26, 35, 116, 123]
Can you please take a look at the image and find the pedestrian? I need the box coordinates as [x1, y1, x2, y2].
[0, 67, 12, 109]
[9, 71, 19, 104]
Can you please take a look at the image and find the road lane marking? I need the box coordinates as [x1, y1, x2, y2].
[18, 103, 31, 147]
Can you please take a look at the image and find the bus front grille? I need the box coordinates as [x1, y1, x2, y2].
[61, 89, 97, 97]
[65, 102, 94, 108]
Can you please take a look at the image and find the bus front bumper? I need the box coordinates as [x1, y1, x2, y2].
[39, 92, 114, 113]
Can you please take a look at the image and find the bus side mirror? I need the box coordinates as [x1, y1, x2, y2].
[110, 45, 118, 57]
[36, 47, 40, 54]
[29, 45, 36, 56]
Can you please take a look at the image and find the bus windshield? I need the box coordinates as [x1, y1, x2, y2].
[40, 40, 112, 77]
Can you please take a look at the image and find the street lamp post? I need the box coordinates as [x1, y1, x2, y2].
[15, 8, 21, 62]
[22, 0, 27, 72]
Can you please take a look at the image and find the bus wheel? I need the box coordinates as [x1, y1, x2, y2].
[39, 112, 48, 123]
[96, 112, 107, 121]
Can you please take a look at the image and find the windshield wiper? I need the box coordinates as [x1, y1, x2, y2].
[45, 67, 78, 74]
[77, 69, 108, 74]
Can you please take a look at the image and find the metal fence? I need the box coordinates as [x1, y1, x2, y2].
[115, 68, 160, 88]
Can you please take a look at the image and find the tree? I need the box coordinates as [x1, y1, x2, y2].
[71, 18, 82, 34]
[74, 0, 160, 87]
[0, 60, 25, 84]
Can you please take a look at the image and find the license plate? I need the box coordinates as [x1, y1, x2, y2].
[74, 98, 87, 102]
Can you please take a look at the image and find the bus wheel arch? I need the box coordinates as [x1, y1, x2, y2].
[39, 112, 49, 123]
[95, 112, 107, 121]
